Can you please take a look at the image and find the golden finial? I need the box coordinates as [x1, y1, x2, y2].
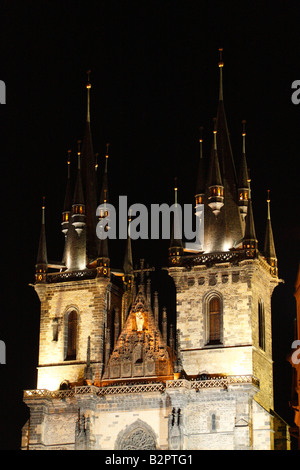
[174, 177, 178, 205]
[105, 143, 110, 172]
[95, 152, 99, 171]
[86, 69, 91, 89]
[67, 149, 71, 178]
[267, 190, 271, 219]
[77, 140, 82, 169]
[199, 126, 204, 158]
[213, 118, 217, 149]
[86, 70, 91, 122]
[218, 48, 224, 67]
[218, 48, 224, 101]
[242, 120, 246, 154]
[42, 196, 45, 224]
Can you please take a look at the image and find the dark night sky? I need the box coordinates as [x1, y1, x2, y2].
[0, 0, 299, 450]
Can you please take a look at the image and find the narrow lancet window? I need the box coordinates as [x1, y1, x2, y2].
[209, 297, 221, 344]
[66, 310, 77, 360]
[258, 300, 265, 351]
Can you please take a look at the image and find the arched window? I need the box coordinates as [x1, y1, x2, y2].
[258, 300, 265, 351]
[208, 296, 221, 344]
[66, 310, 77, 360]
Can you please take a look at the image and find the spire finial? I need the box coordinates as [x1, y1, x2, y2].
[105, 143, 110, 172]
[199, 126, 203, 159]
[242, 120, 246, 154]
[86, 70, 91, 123]
[213, 117, 217, 150]
[77, 140, 82, 169]
[67, 149, 71, 177]
[218, 48, 224, 101]
[174, 177, 178, 206]
[95, 152, 99, 171]
[42, 196, 45, 223]
[267, 189, 271, 219]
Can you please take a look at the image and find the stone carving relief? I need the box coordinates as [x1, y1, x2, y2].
[115, 419, 157, 450]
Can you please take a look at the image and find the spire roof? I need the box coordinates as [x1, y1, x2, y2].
[215, 49, 238, 192]
[63, 150, 72, 213]
[202, 49, 243, 253]
[97, 144, 110, 259]
[72, 141, 85, 206]
[36, 197, 48, 267]
[123, 215, 134, 275]
[238, 121, 249, 189]
[170, 178, 183, 249]
[195, 127, 206, 196]
[264, 190, 277, 260]
[243, 181, 257, 245]
[81, 71, 98, 260]
[207, 123, 223, 188]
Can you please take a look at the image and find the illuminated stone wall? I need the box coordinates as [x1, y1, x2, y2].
[169, 257, 278, 414]
[35, 277, 111, 390]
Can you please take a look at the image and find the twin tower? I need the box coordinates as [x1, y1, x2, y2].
[23, 52, 290, 450]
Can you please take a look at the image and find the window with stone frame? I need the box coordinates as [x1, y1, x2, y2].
[65, 310, 78, 360]
[208, 296, 221, 344]
[258, 299, 265, 351]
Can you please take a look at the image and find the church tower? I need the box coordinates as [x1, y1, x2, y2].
[167, 49, 289, 449]
[22, 55, 290, 450]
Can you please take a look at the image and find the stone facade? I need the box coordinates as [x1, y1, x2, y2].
[21, 56, 291, 451]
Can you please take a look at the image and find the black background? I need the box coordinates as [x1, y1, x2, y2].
[0, 0, 299, 450]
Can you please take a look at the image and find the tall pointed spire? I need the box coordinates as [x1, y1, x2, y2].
[72, 141, 85, 208]
[169, 178, 183, 264]
[62, 150, 72, 235]
[86, 69, 91, 123]
[195, 126, 205, 205]
[215, 48, 238, 189]
[35, 196, 48, 283]
[72, 140, 86, 237]
[96, 144, 110, 275]
[207, 120, 224, 217]
[264, 190, 277, 275]
[242, 178, 258, 256]
[238, 121, 250, 221]
[122, 214, 135, 327]
[123, 213, 134, 276]
[203, 48, 243, 253]
[218, 47, 224, 101]
[81, 70, 98, 261]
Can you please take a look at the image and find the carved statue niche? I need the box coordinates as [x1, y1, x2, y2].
[135, 310, 144, 332]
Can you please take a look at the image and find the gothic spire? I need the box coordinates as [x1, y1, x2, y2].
[97, 144, 110, 271]
[264, 190, 277, 275]
[218, 47, 224, 101]
[195, 126, 205, 205]
[72, 140, 85, 207]
[242, 178, 258, 255]
[35, 197, 48, 282]
[169, 178, 183, 262]
[207, 121, 224, 217]
[62, 150, 72, 235]
[238, 121, 250, 220]
[81, 70, 98, 261]
[123, 214, 134, 276]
